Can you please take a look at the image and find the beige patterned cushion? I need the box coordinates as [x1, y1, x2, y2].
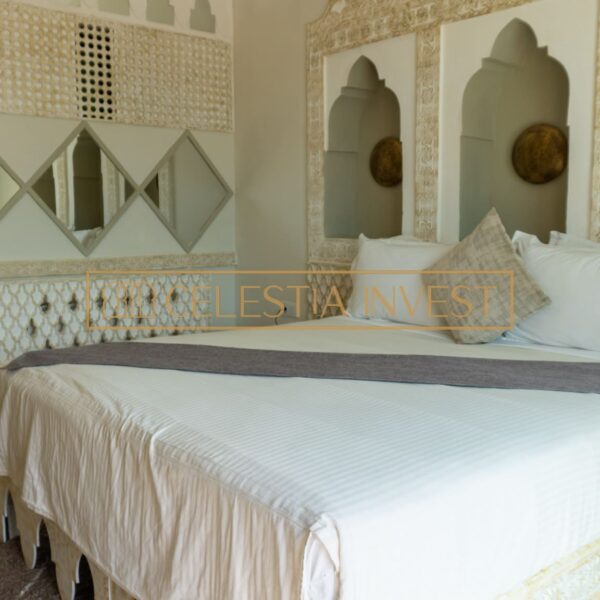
[422, 209, 550, 344]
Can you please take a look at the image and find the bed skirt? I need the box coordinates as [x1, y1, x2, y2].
[0, 476, 135, 600]
[2, 475, 600, 600]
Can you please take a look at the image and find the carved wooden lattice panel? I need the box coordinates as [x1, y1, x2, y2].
[76, 22, 115, 120]
[0, 1, 233, 132]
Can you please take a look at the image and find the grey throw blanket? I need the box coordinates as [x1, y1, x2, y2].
[5, 342, 600, 394]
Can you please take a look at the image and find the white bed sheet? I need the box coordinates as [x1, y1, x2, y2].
[1, 317, 600, 599]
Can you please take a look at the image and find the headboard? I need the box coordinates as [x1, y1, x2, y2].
[306, 0, 600, 312]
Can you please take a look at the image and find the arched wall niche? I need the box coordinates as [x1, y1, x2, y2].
[145, 0, 216, 33]
[190, 0, 216, 34]
[437, 0, 597, 245]
[324, 56, 402, 239]
[459, 18, 569, 242]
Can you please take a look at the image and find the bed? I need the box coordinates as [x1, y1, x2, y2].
[2, 316, 600, 599]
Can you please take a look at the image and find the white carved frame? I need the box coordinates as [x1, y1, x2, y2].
[1, 477, 137, 600]
[307, 0, 600, 267]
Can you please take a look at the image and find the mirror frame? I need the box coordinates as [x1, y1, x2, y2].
[22, 122, 138, 256]
[0, 123, 233, 256]
[0, 157, 25, 216]
[139, 131, 233, 253]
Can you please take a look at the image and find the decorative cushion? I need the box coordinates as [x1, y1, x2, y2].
[422, 209, 550, 344]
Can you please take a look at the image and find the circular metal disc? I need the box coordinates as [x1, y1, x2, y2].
[370, 137, 403, 188]
[512, 124, 568, 185]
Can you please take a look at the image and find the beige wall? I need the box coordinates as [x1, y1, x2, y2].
[234, 0, 327, 274]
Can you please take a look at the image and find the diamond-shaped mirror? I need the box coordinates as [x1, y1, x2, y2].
[31, 125, 136, 253]
[143, 134, 232, 251]
[0, 165, 21, 212]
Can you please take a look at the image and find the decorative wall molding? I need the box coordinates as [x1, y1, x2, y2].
[414, 26, 440, 242]
[0, 0, 233, 132]
[592, 11, 600, 243]
[5, 0, 228, 39]
[307, 0, 600, 263]
[0, 251, 236, 279]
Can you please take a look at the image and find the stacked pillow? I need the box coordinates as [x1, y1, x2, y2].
[348, 211, 600, 352]
[549, 230, 600, 250]
[348, 234, 453, 327]
[510, 230, 600, 352]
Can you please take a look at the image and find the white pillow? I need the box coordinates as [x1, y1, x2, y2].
[348, 235, 453, 326]
[549, 231, 600, 250]
[512, 230, 541, 252]
[512, 235, 600, 351]
[379, 234, 420, 242]
[349, 234, 420, 271]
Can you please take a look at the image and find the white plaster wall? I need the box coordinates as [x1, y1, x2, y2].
[0, 114, 80, 183]
[0, 194, 82, 260]
[324, 35, 417, 234]
[0, 114, 236, 262]
[438, 0, 598, 242]
[89, 122, 182, 186]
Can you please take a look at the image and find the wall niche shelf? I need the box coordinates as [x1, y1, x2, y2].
[324, 56, 402, 240]
[460, 18, 569, 243]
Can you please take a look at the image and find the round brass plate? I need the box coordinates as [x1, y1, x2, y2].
[370, 137, 402, 188]
[512, 124, 568, 185]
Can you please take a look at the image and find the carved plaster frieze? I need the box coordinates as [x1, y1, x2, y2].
[0, 252, 236, 280]
[0, 1, 232, 132]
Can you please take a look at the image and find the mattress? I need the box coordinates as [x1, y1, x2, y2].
[1, 316, 600, 600]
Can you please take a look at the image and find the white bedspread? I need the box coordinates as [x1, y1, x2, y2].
[2, 317, 600, 600]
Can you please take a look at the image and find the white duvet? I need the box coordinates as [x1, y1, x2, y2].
[2, 317, 600, 600]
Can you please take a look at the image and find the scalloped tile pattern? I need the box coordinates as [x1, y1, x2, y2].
[0, 272, 211, 363]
